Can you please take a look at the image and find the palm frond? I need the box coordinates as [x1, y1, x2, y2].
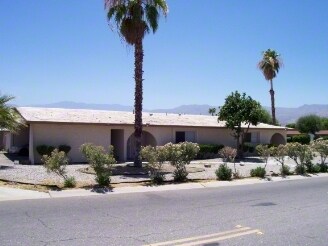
[0, 95, 25, 133]
[105, 0, 168, 45]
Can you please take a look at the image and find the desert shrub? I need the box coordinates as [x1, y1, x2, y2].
[312, 164, 321, 173]
[250, 166, 266, 178]
[64, 176, 76, 188]
[285, 142, 313, 174]
[58, 145, 71, 155]
[311, 139, 328, 166]
[219, 146, 238, 174]
[242, 144, 249, 152]
[215, 164, 232, 181]
[36, 145, 55, 156]
[270, 145, 289, 176]
[141, 145, 167, 184]
[256, 145, 271, 168]
[280, 165, 292, 176]
[80, 143, 116, 186]
[165, 142, 199, 182]
[248, 145, 255, 153]
[295, 165, 306, 175]
[287, 134, 310, 145]
[219, 146, 237, 162]
[318, 163, 328, 172]
[197, 144, 224, 159]
[41, 149, 75, 186]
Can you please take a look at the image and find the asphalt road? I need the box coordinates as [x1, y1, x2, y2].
[0, 177, 327, 246]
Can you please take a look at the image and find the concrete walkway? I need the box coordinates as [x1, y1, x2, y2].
[1, 173, 328, 202]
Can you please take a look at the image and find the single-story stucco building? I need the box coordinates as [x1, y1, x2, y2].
[7, 107, 287, 164]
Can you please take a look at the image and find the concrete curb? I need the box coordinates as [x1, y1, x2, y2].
[1, 173, 328, 201]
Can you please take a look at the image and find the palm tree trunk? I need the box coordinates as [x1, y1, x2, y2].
[133, 37, 144, 167]
[269, 79, 276, 125]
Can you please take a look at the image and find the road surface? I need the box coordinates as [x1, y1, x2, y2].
[0, 177, 327, 245]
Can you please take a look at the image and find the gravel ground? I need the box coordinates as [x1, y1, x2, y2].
[0, 154, 313, 187]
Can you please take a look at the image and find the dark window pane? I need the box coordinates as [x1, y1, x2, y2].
[176, 131, 185, 143]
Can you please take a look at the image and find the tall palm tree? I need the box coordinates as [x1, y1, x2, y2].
[0, 95, 24, 132]
[105, 0, 168, 167]
[258, 49, 282, 125]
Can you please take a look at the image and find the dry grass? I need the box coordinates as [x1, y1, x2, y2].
[0, 180, 51, 192]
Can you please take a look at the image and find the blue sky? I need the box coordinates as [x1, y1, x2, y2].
[1, 0, 328, 109]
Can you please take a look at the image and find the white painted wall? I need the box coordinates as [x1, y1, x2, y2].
[28, 123, 286, 164]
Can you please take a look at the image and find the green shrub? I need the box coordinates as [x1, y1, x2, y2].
[165, 142, 199, 182]
[295, 165, 307, 175]
[42, 149, 68, 178]
[250, 166, 266, 178]
[36, 145, 55, 156]
[287, 134, 310, 145]
[58, 145, 71, 155]
[318, 163, 328, 172]
[173, 168, 188, 182]
[305, 162, 321, 173]
[64, 176, 76, 188]
[41, 149, 75, 186]
[256, 145, 271, 168]
[197, 144, 224, 159]
[141, 145, 167, 184]
[80, 143, 116, 187]
[215, 164, 232, 181]
[311, 139, 328, 167]
[280, 165, 292, 176]
[312, 164, 322, 173]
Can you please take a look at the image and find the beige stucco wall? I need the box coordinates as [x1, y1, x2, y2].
[32, 123, 113, 163]
[29, 123, 286, 164]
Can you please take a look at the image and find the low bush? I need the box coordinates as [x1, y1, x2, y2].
[36, 145, 55, 156]
[287, 134, 310, 145]
[312, 164, 322, 173]
[41, 149, 76, 187]
[173, 168, 189, 182]
[197, 144, 224, 159]
[58, 145, 71, 155]
[215, 164, 232, 181]
[243, 143, 255, 153]
[305, 162, 320, 173]
[280, 165, 292, 176]
[295, 165, 307, 175]
[256, 145, 271, 168]
[80, 143, 116, 187]
[165, 142, 199, 182]
[64, 176, 76, 188]
[250, 166, 266, 178]
[318, 163, 328, 172]
[141, 145, 167, 184]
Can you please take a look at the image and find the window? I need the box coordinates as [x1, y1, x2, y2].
[175, 131, 196, 143]
[244, 132, 260, 143]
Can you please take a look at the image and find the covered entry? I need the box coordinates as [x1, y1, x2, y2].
[270, 133, 286, 145]
[111, 129, 124, 162]
[127, 131, 157, 160]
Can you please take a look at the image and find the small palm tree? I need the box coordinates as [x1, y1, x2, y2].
[105, 0, 168, 167]
[0, 95, 23, 132]
[258, 49, 282, 125]
[208, 107, 216, 116]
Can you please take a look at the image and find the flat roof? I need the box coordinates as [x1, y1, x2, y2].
[16, 107, 286, 130]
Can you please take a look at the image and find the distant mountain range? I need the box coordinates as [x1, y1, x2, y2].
[28, 101, 328, 126]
